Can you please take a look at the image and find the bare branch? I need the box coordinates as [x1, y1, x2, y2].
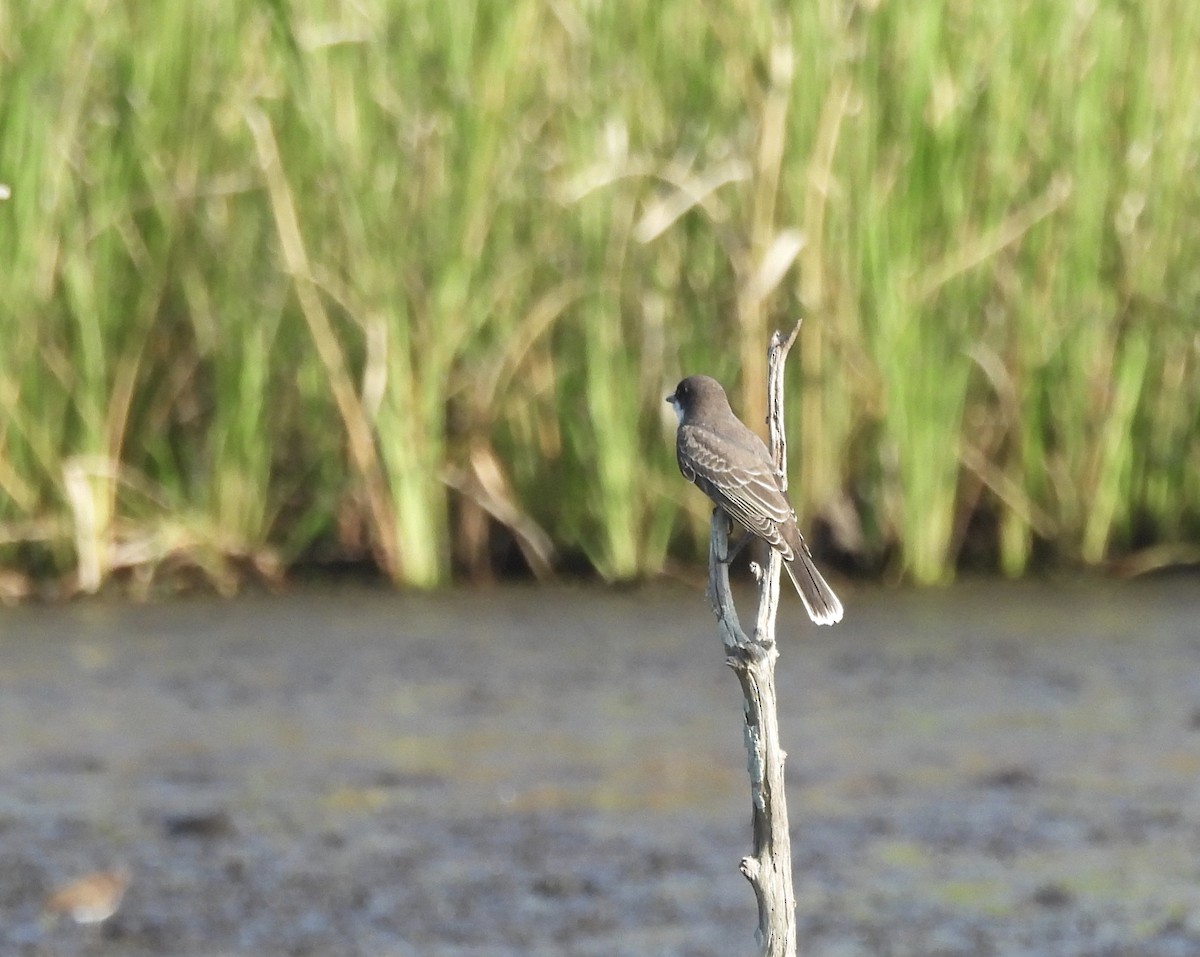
[706, 325, 801, 956]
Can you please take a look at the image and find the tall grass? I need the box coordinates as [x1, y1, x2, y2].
[0, 0, 1196, 593]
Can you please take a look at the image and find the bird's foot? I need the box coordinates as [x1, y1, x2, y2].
[720, 532, 750, 566]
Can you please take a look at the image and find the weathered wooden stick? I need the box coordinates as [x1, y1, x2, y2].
[705, 321, 802, 957]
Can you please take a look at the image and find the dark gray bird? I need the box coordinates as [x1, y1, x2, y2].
[667, 374, 843, 625]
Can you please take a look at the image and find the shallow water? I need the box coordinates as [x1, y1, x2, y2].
[1, 578, 1199, 956]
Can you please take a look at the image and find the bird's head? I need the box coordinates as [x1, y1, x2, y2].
[666, 375, 730, 425]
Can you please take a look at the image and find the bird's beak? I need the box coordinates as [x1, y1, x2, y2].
[665, 392, 684, 425]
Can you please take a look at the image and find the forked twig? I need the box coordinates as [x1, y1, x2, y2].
[705, 320, 802, 956]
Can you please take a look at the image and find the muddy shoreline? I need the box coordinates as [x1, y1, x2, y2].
[2, 579, 1198, 955]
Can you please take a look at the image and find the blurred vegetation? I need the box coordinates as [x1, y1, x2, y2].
[0, 0, 1197, 597]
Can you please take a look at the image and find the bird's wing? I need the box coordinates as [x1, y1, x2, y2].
[677, 424, 795, 553]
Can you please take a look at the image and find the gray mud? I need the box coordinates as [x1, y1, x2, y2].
[2, 579, 1199, 956]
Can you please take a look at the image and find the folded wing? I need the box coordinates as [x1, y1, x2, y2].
[677, 424, 795, 556]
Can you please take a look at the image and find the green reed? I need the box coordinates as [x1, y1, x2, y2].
[0, 0, 1196, 592]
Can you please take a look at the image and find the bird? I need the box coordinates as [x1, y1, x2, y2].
[667, 374, 843, 625]
[44, 869, 130, 924]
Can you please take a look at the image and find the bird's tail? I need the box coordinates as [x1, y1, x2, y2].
[783, 548, 843, 626]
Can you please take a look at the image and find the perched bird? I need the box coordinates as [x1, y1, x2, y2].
[667, 374, 843, 625]
[44, 869, 129, 924]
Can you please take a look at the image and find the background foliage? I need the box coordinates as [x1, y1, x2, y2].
[1, 0, 1197, 595]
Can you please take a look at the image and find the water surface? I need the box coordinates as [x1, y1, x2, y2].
[1, 579, 1198, 956]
